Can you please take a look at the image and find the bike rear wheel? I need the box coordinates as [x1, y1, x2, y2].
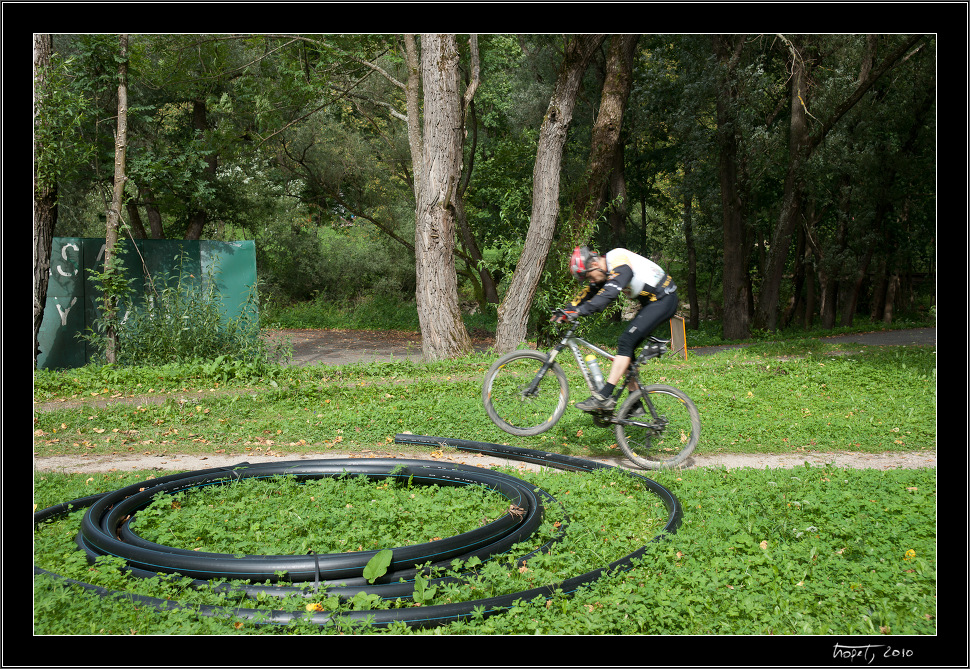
[615, 385, 700, 469]
[482, 350, 569, 436]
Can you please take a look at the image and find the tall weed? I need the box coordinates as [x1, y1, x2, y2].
[82, 250, 276, 368]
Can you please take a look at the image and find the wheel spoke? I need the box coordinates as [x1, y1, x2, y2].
[615, 386, 700, 469]
[483, 352, 568, 436]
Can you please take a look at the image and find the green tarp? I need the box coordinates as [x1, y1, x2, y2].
[37, 238, 257, 370]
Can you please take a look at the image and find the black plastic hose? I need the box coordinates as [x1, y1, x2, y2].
[34, 439, 682, 630]
[78, 476, 571, 605]
[77, 459, 547, 583]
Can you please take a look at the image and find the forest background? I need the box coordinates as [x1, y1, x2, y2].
[32, 33, 936, 366]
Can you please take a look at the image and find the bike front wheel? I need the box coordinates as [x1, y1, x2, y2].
[482, 350, 569, 436]
[615, 385, 700, 470]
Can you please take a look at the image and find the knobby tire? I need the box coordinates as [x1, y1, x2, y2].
[482, 350, 569, 436]
[614, 385, 700, 470]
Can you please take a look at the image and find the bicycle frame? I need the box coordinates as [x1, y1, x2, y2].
[529, 322, 668, 427]
[553, 328, 617, 391]
[483, 319, 698, 465]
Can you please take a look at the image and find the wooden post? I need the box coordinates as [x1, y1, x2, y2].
[669, 314, 687, 360]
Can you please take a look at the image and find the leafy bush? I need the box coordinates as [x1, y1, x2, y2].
[263, 293, 423, 331]
[81, 249, 279, 369]
[256, 222, 415, 306]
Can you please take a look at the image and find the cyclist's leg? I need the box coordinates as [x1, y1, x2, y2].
[577, 293, 679, 413]
[613, 293, 679, 406]
[613, 292, 679, 374]
[606, 355, 632, 386]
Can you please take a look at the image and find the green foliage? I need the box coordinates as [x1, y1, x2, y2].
[40, 34, 935, 330]
[256, 221, 415, 307]
[80, 249, 277, 370]
[363, 549, 394, 584]
[33, 331, 935, 464]
[34, 44, 98, 195]
[646, 465, 937, 635]
[126, 474, 510, 558]
[83, 240, 135, 341]
[264, 293, 421, 332]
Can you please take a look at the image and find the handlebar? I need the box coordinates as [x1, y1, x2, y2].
[549, 308, 578, 326]
[548, 309, 668, 354]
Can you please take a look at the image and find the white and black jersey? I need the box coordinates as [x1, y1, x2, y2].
[570, 248, 675, 316]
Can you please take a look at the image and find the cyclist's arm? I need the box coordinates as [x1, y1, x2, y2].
[568, 284, 594, 310]
[573, 265, 633, 316]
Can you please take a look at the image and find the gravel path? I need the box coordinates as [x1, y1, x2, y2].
[266, 326, 936, 366]
[33, 446, 937, 475]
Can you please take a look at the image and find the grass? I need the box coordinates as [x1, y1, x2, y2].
[32, 304, 938, 638]
[33, 340, 936, 462]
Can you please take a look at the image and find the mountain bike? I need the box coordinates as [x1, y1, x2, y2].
[482, 313, 700, 469]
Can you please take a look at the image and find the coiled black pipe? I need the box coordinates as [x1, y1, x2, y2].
[93, 476, 571, 604]
[34, 439, 682, 630]
[73, 457, 567, 602]
[77, 459, 547, 583]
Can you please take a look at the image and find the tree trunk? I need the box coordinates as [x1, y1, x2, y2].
[185, 99, 216, 240]
[869, 254, 888, 322]
[753, 34, 925, 332]
[819, 269, 838, 329]
[494, 34, 605, 353]
[408, 34, 472, 361]
[608, 144, 629, 245]
[845, 69, 932, 327]
[454, 38, 498, 304]
[840, 244, 874, 326]
[782, 225, 807, 328]
[126, 199, 147, 238]
[140, 186, 165, 238]
[683, 186, 699, 330]
[712, 35, 750, 341]
[882, 273, 899, 324]
[455, 195, 499, 304]
[33, 33, 56, 368]
[803, 255, 816, 330]
[752, 36, 811, 333]
[104, 34, 129, 363]
[565, 34, 638, 241]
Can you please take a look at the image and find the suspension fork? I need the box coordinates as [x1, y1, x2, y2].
[523, 340, 569, 395]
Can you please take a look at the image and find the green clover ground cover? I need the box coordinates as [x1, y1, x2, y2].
[127, 473, 515, 557]
[33, 463, 934, 635]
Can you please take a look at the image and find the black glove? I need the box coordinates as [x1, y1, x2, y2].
[551, 308, 579, 323]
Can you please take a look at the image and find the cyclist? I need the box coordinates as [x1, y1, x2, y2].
[555, 246, 678, 412]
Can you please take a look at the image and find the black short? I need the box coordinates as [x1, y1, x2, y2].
[616, 292, 678, 358]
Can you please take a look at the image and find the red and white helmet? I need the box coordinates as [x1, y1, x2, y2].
[569, 246, 599, 281]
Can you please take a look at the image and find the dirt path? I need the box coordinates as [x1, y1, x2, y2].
[33, 446, 937, 475]
[266, 326, 936, 366]
[264, 327, 498, 366]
